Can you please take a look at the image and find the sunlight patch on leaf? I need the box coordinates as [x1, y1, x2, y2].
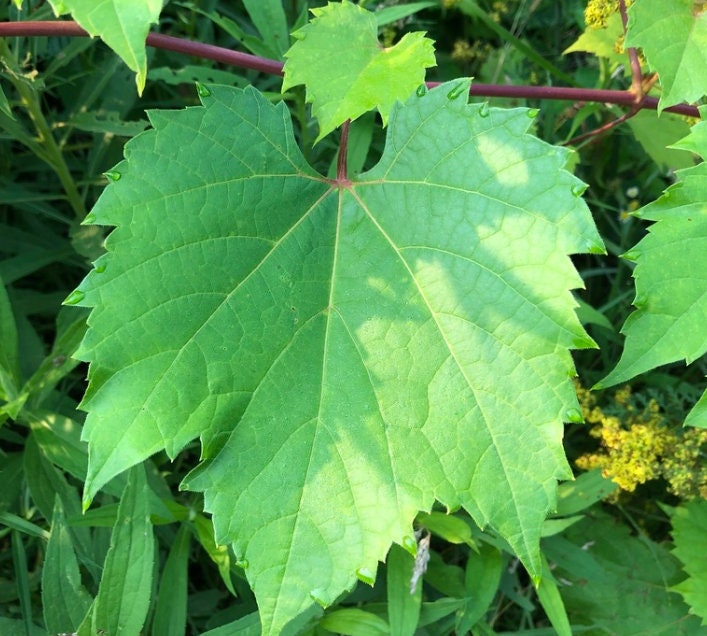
[73, 80, 601, 634]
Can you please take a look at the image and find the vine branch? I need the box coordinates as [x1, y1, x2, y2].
[0, 20, 699, 119]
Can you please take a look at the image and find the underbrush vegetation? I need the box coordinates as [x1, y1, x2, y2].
[1, 1, 705, 634]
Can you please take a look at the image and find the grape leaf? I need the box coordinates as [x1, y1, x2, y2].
[598, 111, 707, 428]
[72, 79, 601, 634]
[669, 501, 707, 624]
[47, 0, 164, 94]
[625, 0, 707, 112]
[282, 0, 436, 141]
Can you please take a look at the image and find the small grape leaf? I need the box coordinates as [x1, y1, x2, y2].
[72, 80, 601, 634]
[47, 0, 164, 94]
[281, 0, 436, 141]
[669, 500, 707, 624]
[625, 0, 707, 112]
[598, 110, 707, 428]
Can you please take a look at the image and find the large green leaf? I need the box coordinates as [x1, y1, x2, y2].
[598, 111, 707, 427]
[625, 0, 707, 111]
[72, 79, 601, 634]
[47, 0, 164, 93]
[669, 501, 707, 624]
[282, 0, 436, 141]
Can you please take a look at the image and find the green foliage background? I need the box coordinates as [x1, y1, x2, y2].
[1, 0, 706, 634]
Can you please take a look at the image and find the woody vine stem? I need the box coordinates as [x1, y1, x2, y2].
[0, 2, 700, 141]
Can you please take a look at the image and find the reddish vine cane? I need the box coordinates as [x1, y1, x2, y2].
[0, 11, 700, 142]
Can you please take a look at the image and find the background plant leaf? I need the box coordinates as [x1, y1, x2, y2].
[74, 79, 601, 633]
[669, 501, 707, 624]
[543, 511, 704, 634]
[598, 112, 707, 427]
[47, 0, 165, 93]
[282, 0, 436, 141]
[625, 0, 707, 112]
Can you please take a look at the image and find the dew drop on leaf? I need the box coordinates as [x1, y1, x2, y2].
[446, 81, 467, 100]
[586, 241, 605, 255]
[402, 534, 417, 555]
[564, 408, 584, 423]
[63, 289, 85, 305]
[196, 83, 212, 98]
[479, 102, 490, 118]
[95, 263, 107, 274]
[416, 83, 427, 97]
[309, 589, 329, 607]
[571, 183, 587, 197]
[355, 567, 376, 586]
[104, 170, 121, 182]
[527, 108, 539, 118]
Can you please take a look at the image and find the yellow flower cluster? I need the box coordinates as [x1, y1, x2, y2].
[575, 383, 707, 499]
[584, 0, 632, 29]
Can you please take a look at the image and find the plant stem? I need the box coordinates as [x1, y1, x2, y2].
[0, 20, 699, 119]
[0, 38, 86, 219]
[337, 120, 350, 184]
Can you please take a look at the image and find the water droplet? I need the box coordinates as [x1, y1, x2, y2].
[356, 567, 375, 586]
[564, 408, 583, 423]
[479, 102, 490, 118]
[196, 83, 211, 98]
[83, 213, 96, 224]
[527, 108, 539, 118]
[585, 240, 605, 255]
[571, 183, 587, 197]
[402, 535, 417, 556]
[236, 559, 249, 570]
[416, 84, 427, 97]
[104, 170, 121, 182]
[63, 289, 85, 305]
[446, 81, 467, 101]
[622, 250, 640, 262]
[309, 589, 329, 607]
[95, 263, 107, 274]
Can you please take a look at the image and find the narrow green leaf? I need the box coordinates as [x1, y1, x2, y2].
[0, 84, 13, 120]
[553, 469, 617, 517]
[669, 501, 707, 624]
[282, 0, 436, 140]
[598, 111, 707, 426]
[0, 618, 46, 636]
[319, 608, 390, 636]
[242, 0, 290, 59]
[456, 542, 502, 632]
[86, 464, 155, 636]
[151, 524, 191, 636]
[387, 544, 421, 636]
[43, 497, 93, 634]
[46, 0, 165, 94]
[0, 512, 50, 540]
[374, 2, 438, 27]
[536, 554, 571, 636]
[0, 274, 21, 404]
[625, 0, 707, 112]
[11, 530, 34, 635]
